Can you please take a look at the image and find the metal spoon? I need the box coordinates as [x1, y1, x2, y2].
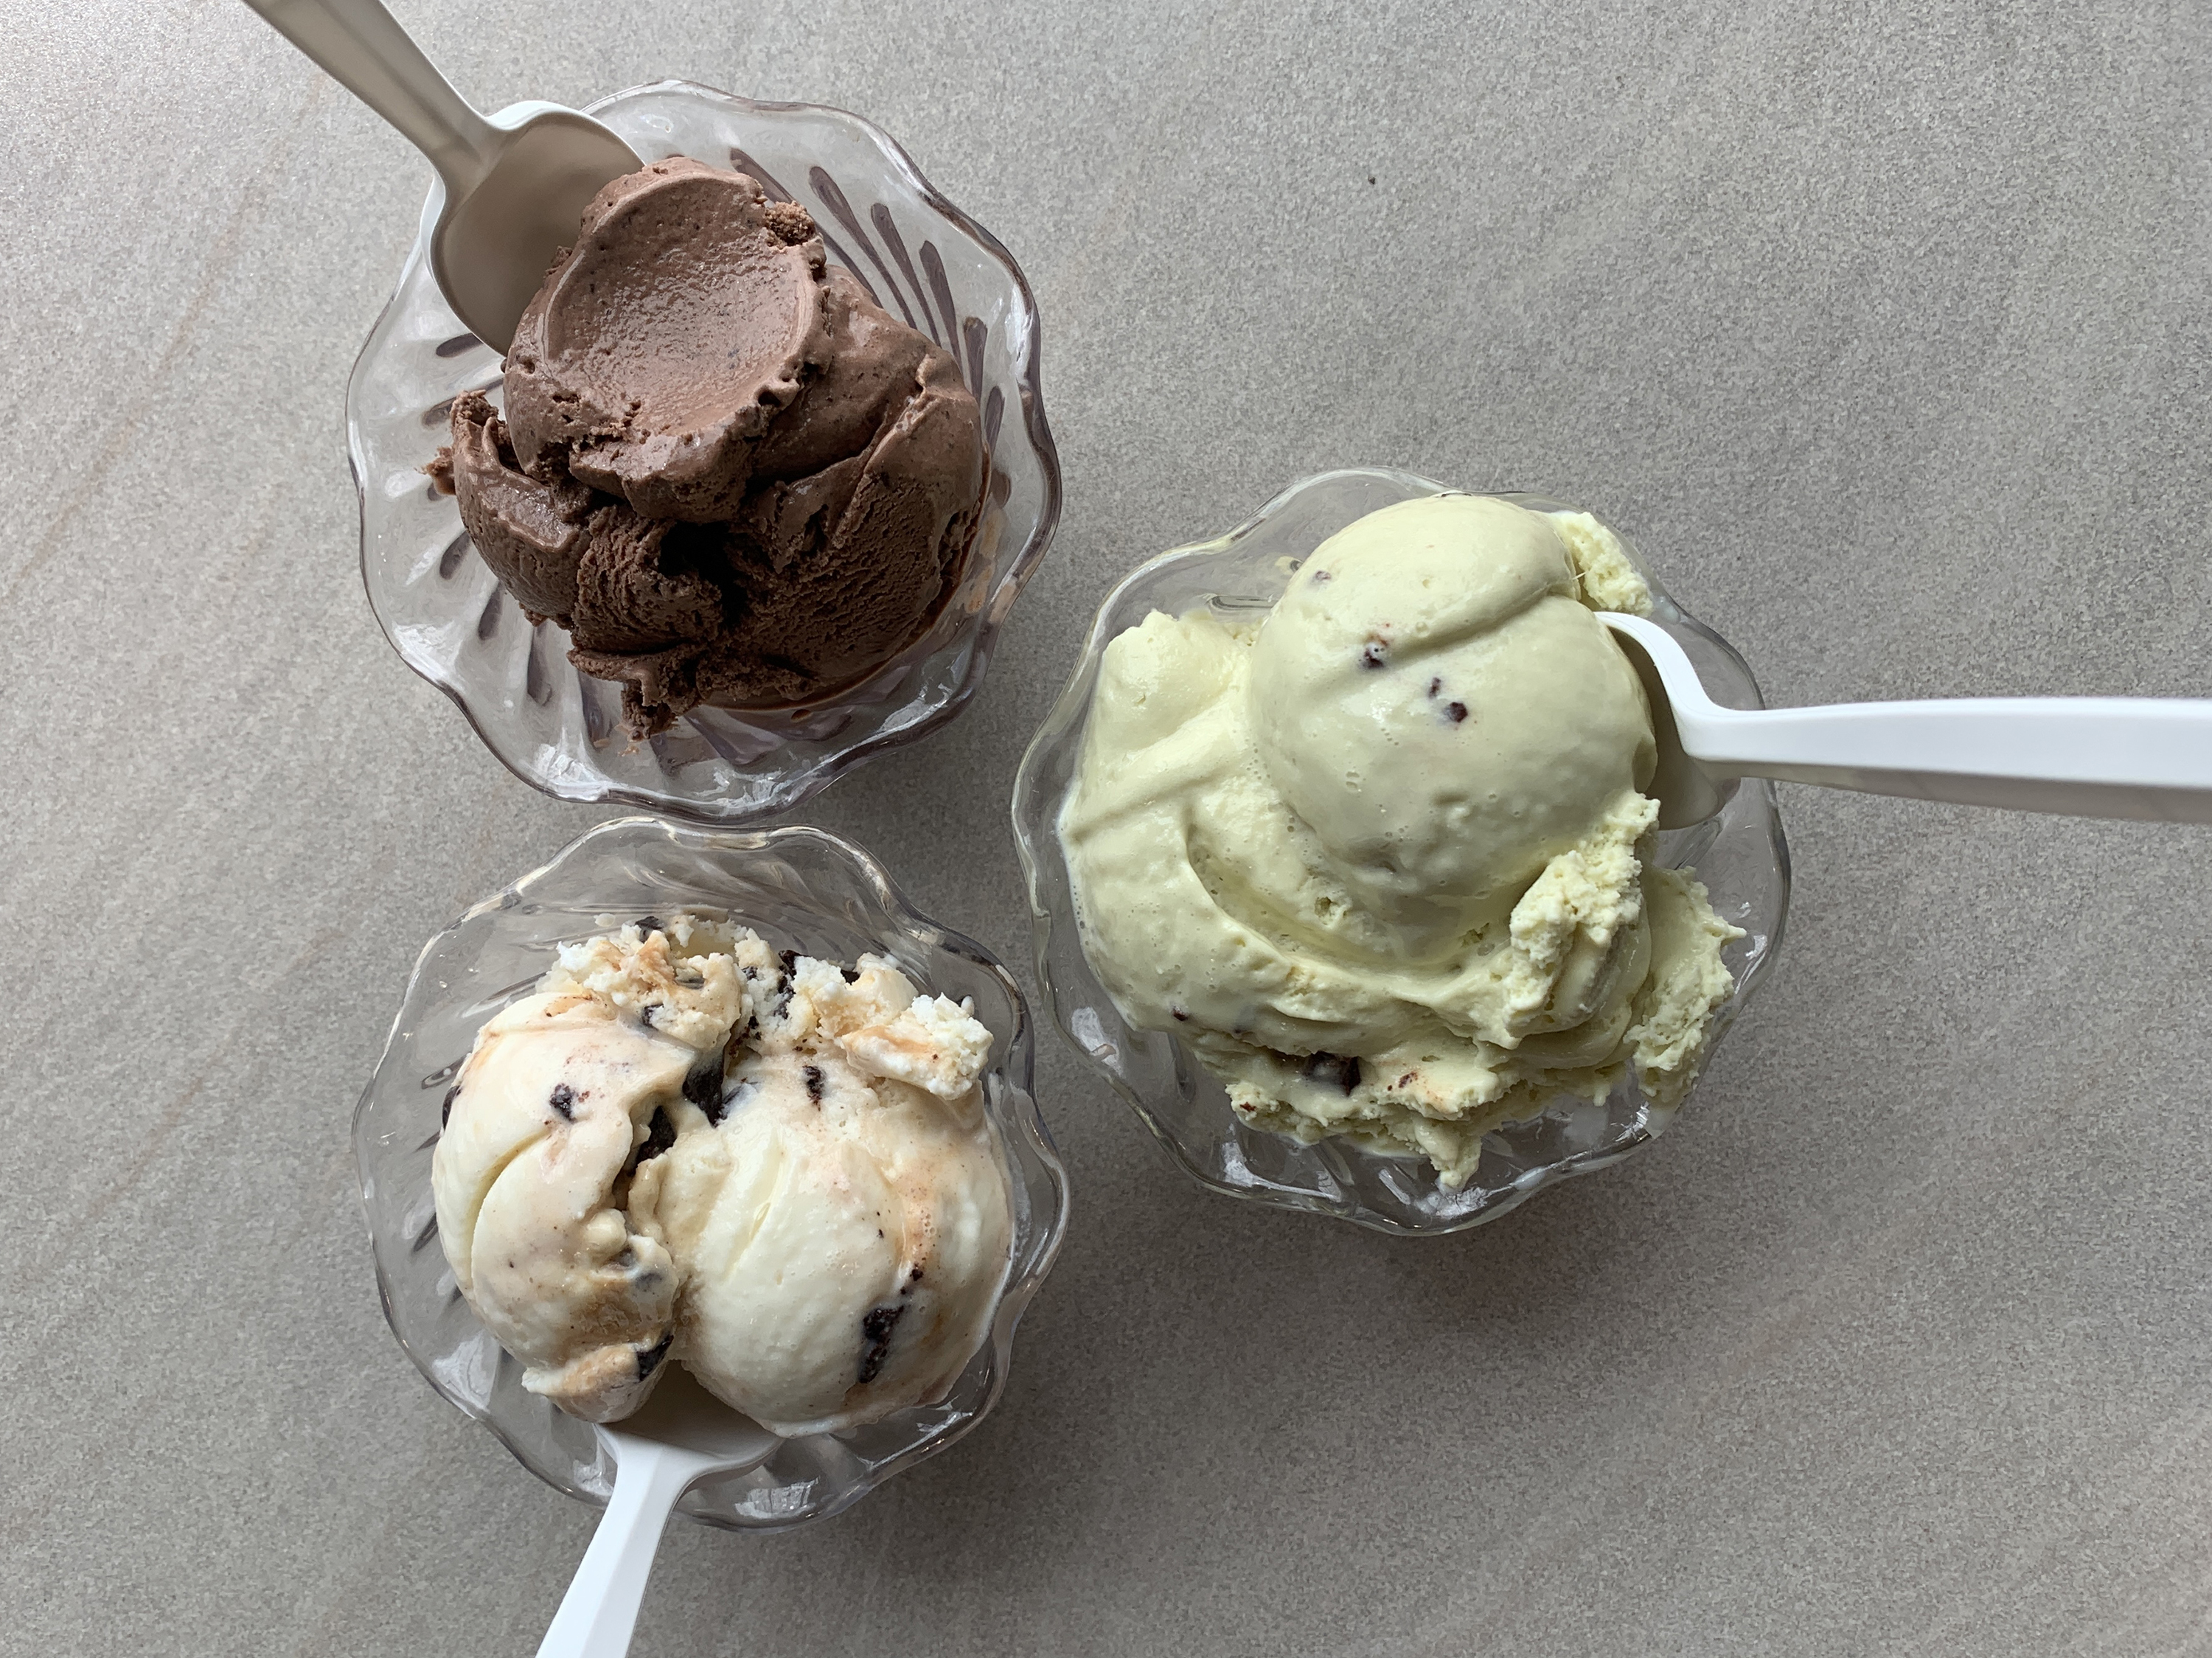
[242, 0, 639, 352]
[1600, 611, 2212, 829]
[535, 1368, 779, 1658]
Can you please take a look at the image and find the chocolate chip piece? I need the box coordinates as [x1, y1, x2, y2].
[1360, 641, 1388, 670]
[840, 966, 860, 983]
[909, 1265, 924, 1283]
[634, 915, 664, 936]
[634, 1107, 675, 1166]
[1427, 676, 1442, 698]
[673, 967, 705, 988]
[803, 1064, 824, 1104]
[1397, 1072, 1416, 1087]
[685, 1054, 727, 1123]
[857, 1304, 905, 1384]
[640, 1003, 661, 1028]
[1170, 1006, 1189, 1022]
[549, 1083, 576, 1121]
[441, 1084, 460, 1126]
[635, 1333, 672, 1381]
[768, 950, 800, 1019]
[1447, 702, 1468, 723]
[1300, 1052, 1361, 1095]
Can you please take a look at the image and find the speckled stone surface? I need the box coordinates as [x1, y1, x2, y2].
[8, 3, 2212, 1653]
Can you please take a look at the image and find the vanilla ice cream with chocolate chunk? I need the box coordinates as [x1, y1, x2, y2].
[1058, 494, 1742, 1188]
[431, 916, 1011, 1434]
[431, 916, 739, 1421]
[628, 954, 1012, 1437]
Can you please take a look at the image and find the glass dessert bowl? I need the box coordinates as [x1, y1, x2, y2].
[349, 80, 1060, 823]
[1010, 467, 1789, 1237]
[355, 816, 1069, 1530]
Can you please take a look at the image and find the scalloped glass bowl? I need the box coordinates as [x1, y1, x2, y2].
[349, 80, 1060, 823]
[1010, 468, 1790, 1237]
[355, 816, 1069, 1531]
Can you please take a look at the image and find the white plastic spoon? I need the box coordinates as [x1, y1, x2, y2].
[241, 0, 639, 352]
[536, 1368, 779, 1658]
[1600, 610, 2212, 829]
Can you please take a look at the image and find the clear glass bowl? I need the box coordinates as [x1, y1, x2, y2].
[1009, 467, 1790, 1237]
[348, 80, 1060, 823]
[355, 816, 1070, 1530]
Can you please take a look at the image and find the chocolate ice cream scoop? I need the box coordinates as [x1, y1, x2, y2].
[504, 157, 837, 522]
[439, 156, 987, 737]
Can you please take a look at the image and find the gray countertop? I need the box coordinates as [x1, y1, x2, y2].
[10, 2, 2212, 1653]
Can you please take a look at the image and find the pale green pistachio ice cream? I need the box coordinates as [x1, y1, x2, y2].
[1057, 494, 1742, 1188]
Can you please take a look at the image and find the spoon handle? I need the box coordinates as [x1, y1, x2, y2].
[1685, 696, 2212, 823]
[536, 1441, 703, 1658]
[240, 0, 498, 191]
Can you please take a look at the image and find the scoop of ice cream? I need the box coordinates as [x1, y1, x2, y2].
[430, 919, 743, 1421]
[431, 916, 1012, 1433]
[437, 156, 988, 736]
[630, 954, 1012, 1438]
[1059, 495, 1741, 1187]
[1250, 494, 1658, 957]
[503, 158, 834, 522]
